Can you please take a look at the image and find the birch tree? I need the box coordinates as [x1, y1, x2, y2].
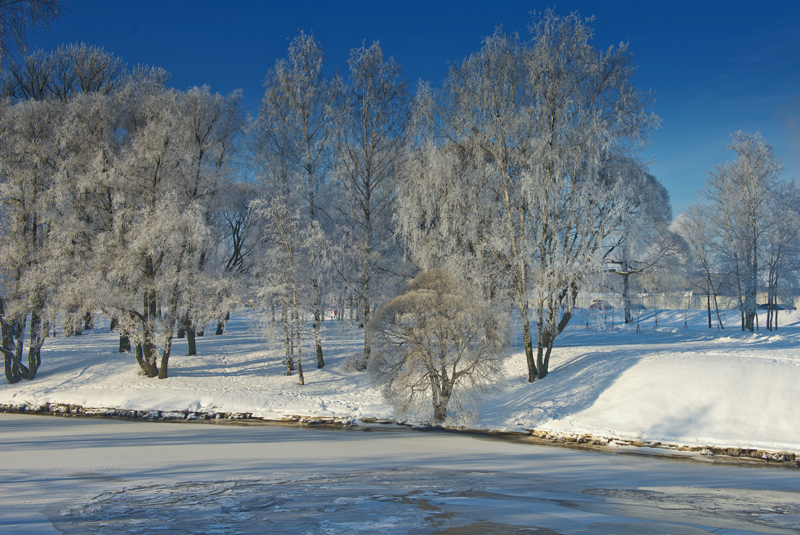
[761, 180, 800, 330]
[250, 33, 334, 377]
[703, 132, 783, 332]
[253, 32, 333, 368]
[405, 10, 657, 382]
[332, 40, 412, 360]
[675, 206, 726, 329]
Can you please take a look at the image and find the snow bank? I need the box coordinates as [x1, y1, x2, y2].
[1, 309, 799, 454]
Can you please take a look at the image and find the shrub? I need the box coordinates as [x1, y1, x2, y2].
[366, 269, 507, 424]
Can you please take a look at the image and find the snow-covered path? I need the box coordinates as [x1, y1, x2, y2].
[2, 413, 799, 534]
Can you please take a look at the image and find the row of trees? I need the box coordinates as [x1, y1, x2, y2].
[0, 48, 246, 381]
[3, 10, 794, 424]
[0, 32, 417, 383]
[676, 132, 799, 332]
[0, 11, 669, 389]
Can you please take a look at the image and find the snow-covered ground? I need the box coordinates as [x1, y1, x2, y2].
[1, 308, 799, 455]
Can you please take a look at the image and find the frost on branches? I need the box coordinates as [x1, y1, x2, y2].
[367, 270, 507, 424]
[402, 11, 659, 382]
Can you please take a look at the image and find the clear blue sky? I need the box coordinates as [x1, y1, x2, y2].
[23, 0, 800, 217]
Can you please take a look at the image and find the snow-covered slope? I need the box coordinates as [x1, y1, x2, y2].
[1, 309, 798, 454]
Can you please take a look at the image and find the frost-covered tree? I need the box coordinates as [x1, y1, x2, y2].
[250, 33, 336, 378]
[252, 32, 333, 368]
[208, 180, 258, 335]
[605, 169, 686, 324]
[84, 70, 218, 378]
[0, 98, 64, 382]
[760, 180, 800, 330]
[674, 206, 727, 329]
[703, 132, 783, 332]
[367, 269, 507, 424]
[173, 85, 244, 354]
[0, 46, 127, 383]
[2, 42, 125, 101]
[214, 182, 258, 275]
[0, 0, 61, 64]
[332, 40, 412, 360]
[405, 11, 657, 382]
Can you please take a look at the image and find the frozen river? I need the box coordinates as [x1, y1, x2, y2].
[1, 413, 799, 534]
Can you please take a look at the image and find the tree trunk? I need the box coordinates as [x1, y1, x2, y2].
[3, 352, 24, 384]
[158, 321, 176, 379]
[432, 392, 449, 423]
[186, 322, 197, 356]
[313, 277, 324, 368]
[158, 348, 170, 379]
[26, 312, 44, 379]
[282, 306, 293, 375]
[119, 334, 130, 353]
[215, 311, 229, 335]
[535, 305, 546, 380]
[362, 210, 372, 360]
[521, 313, 537, 382]
[542, 340, 554, 380]
[293, 307, 304, 386]
[537, 330, 550, 381]
[622, 271, 632, 324]
[1, 301, 25, 383]
[140, 340, 158, 377]
[2, 318, 27, 384]
[138, 291, 160, 377]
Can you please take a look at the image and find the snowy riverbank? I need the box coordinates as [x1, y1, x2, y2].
[1, 309, 799, 459]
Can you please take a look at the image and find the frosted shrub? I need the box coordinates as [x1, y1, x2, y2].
[366, 270, 507, 424]
[343, 354, 368, 372]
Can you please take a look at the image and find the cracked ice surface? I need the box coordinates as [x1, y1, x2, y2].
[3, 415, 800, 535]
[48, 469, 800, 534]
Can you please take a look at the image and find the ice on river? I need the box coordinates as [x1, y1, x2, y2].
[3, 414, 800, 535]
[47, 469, 800, 534]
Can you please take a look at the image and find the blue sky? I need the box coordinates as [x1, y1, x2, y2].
[23, 0, 800, 216]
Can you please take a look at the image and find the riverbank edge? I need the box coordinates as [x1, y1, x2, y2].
[3, 402, 798, 469]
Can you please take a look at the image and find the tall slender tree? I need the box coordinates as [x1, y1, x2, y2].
[675, 206, 726, 329]
[175, 85, 244, 355]
[703, 132, 783, 332]
[257, 32, 333, 368]
[332, 40, 412, 360]
[251, 32, 334, 375]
